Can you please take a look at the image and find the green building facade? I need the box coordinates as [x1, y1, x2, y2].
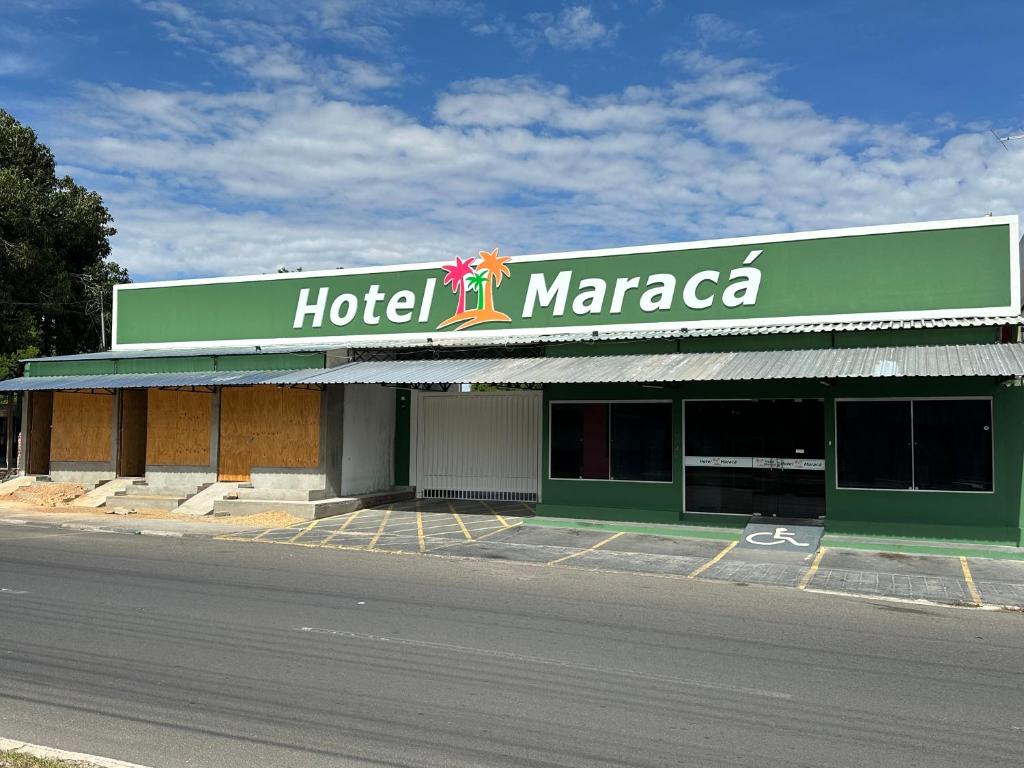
[4, 216, 1024, 544]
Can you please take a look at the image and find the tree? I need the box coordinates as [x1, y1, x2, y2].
[0, 109, 125, 378]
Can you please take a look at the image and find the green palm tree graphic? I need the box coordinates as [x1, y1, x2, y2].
[466, 270, 489, 310]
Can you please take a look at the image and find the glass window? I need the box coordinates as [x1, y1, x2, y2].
[610, 402, 672, 481]
[913, 400, 992, 491]
[836, 401, 912, 489]
[550, 402, 672, 482]
[836, 399, 993, 492]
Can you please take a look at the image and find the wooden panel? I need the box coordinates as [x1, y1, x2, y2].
[28, 391, 52, 474]
[218, 386, 320, 482]
[118, 389, 148, 476]
[50, 392, 113, 463]
[146, 389, 212, 466]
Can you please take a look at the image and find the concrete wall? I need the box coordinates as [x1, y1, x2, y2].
[49, 463, 117, 487]
[145, 466, 217, 492]
[340, 384, 395, 496]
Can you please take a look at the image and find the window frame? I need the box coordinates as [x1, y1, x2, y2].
[547, 399, 675, 484]
[833, 396, 994, 495]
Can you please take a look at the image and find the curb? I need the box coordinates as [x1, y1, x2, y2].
[0, 736, 152, 768]
[58, 523, 184, 538]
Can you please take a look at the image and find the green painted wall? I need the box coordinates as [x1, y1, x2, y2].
[538, 377, 1024, 544]
[25, 360, 117, 376]
[215, 352, 325, 371]
[26, 351, 325, 377]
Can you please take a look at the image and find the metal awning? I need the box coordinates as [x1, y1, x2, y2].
[20, 315, 1022, 362]
[0, 369, 324, 392]
[297, 343, 1024, 385]
[5, 344, 1024, 390]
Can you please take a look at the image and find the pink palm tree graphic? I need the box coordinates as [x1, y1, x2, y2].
[440, 255, 476, 315]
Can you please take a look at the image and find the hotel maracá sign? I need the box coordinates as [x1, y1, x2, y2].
[112, 216, 1021, 349]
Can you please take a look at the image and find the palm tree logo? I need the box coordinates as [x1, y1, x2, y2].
[438, 248, 513, 330]
[440, 255, 476, 315]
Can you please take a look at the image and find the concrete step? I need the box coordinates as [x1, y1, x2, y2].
[71, 477, 136, 508]
[231, 488, 319, 502]
[105, 494, 187, 512]
[118, 483, 196, 498]
[212, 487, 416, 520]
[213, 498, 320, 517]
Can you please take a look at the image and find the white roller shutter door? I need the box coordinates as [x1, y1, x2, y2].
[414, 391, 541, 501]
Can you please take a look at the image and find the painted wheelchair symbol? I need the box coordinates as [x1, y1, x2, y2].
[744, 526, 811, 547]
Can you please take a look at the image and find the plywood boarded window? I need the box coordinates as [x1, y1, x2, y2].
[218, 386, 320, 482]
[146, 389, 212, 466]
[50, 392, 113, 463]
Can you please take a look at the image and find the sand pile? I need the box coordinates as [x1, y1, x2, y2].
[0, 482, 86, 507]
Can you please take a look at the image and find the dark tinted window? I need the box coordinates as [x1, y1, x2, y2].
[550, 402, 671, 482]
[611, 402, 672, 481]
[836, 401, 912, 489]
[914, 400, 992, 491]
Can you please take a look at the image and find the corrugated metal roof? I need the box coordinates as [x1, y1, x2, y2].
[21, 315, 1022, 362]
[6, 343, 1024, 390]
[0, 369, 323, 392]
[337, 315, 1024, 348]
[300, 343, 1024, 384]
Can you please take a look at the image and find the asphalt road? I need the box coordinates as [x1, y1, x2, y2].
[0, 525, 1022, 768]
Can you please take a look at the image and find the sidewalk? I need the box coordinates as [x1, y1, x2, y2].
[0, 503, 295, 538]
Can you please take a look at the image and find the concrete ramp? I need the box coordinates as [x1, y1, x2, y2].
[71, 477, 137, 508]
[174, 481, 240, 517]
[0, 475, 34, 495]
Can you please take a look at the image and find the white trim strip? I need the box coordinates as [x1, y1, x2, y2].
[684, 456, 825, 470]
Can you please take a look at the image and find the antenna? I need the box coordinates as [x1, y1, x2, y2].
[992, 129, 1024, 150]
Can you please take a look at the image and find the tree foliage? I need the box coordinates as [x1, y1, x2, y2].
[0, 109, 126, 378]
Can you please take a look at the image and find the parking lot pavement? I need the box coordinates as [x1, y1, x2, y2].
[216, 502, 1024, 609]
[960, 557, 1024, 606]
[217, 498, 529, 554]
[802, 548, 982, 604]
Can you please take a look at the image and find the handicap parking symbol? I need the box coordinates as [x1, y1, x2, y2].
[745, 527, 810, 547]
[737, 522, 823, 552]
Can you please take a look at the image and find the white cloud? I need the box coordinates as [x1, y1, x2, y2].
[533, 6, 618, 50]
[0, 53, 34, 75]
[40, 38, 1024, 281]
[692, 13, 760, 48]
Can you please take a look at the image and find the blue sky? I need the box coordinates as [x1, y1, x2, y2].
[2, 0, 1023, 281]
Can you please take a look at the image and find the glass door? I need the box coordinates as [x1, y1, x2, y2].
[684, 399, 825, 518]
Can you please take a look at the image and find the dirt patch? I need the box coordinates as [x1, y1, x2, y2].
[103, 507, 305, 528]
[1, 748, 99, 767]
[0, 483, 86, 507]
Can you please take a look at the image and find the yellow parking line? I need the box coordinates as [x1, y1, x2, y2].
[452, 512, 472, 540]
[474, 522, 522, 542]
[416, 510, 425, 552]
[320, 510, 362, 546]
[687, 540, 737, 579]
[478, 500, 511, 528]
[798, 547, 828, 590]
[286, 519, 319, 543]
[367, 509, 392, 550]
[548, 531, 624, 565]
[959, 556, 983, 606]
